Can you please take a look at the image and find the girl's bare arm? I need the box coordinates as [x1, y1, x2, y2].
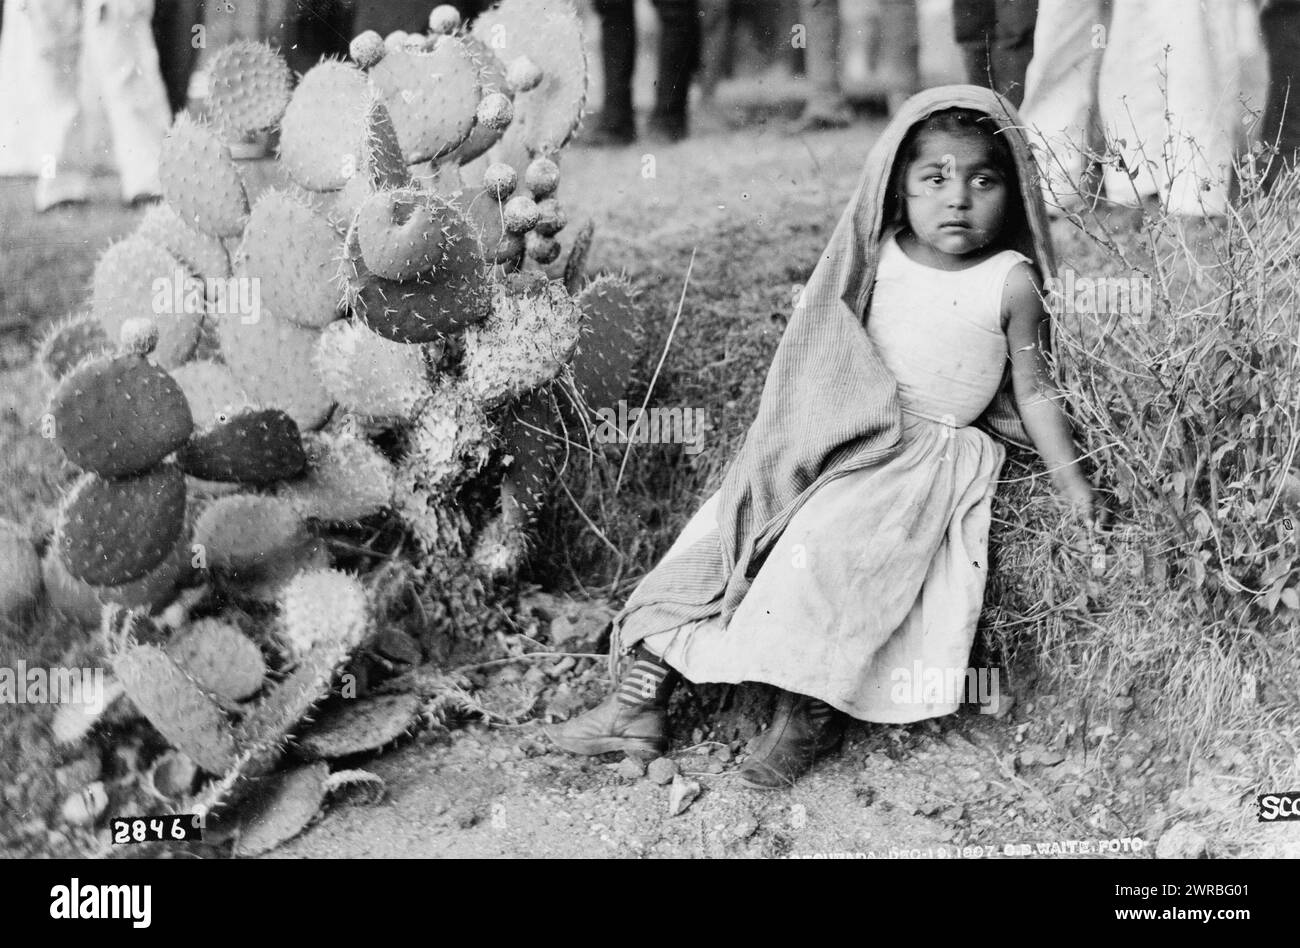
[1002, 262, 1098, 521]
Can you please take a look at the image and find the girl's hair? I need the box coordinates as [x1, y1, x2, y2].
[885, 107, 1026, 237]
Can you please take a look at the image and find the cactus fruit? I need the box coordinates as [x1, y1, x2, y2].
[179, 408, 307, 485]
[135, 204, 231, 280]
[167, 618, 267, 702]
[368, 42, 480, 164]
[483, 163, 518, 200]
[502, 194, 540, 233]
[278, 568, 371, 655]
[354, 187, 449, 282]
[48, 351, 193, 478]
[203, 41, 292, 140]
[42, 541, 186, 626]
[119, 316, 160, 355]
[524, 157, 560, 198]
[36, 312, 111, 383]
[149, 751, 199, 798]
[159, 113, 250, 238]
[343, 205, 490, 343]
[472, 511, 530, 579]
[349, 30, 386, 69]
[278, 60, 371, 192]
[314, 320, 431, 421]
[461, 282, 583, 409]
[473, 0, 588, 155]
[476, 93, 514, 132]
[277, 430, 396, 523]
[170, 360, 253, 427]
[218, 308, 334, 431]
[232, 761, 329, 857]
[384, 31, 409, 52]
[192, 494, 307, 574]
[571, 274, 641, 415]
[236, 189, 342, 329]
[398, 381, 494, 495]
[506, 56, 544, 94]
[296, 693, 420, 760]
[55, 464, 187, 586]
[533, 198, 567, 236]
[109, 635, 240, 774]
[0, 519, 41, 617]
[428, 4, 461, 33]
[525, 231, 561, 264]
[91, 236, 204, 368]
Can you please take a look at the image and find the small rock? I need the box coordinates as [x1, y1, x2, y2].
[1035, 747, 1066, 767]
[1111, 695, 1135, 713]
[374, 628, 422, 664]
[989, 693, 1016, 719]
[647, 757, 678, 785]
[617, 757, 646, 780]
[700, 759, 725, 775]
[1156, 822, 1207, 859]
[732, 816, 759, 840]
[714, 745, 733, 763]
[691, 728, 705, 745]
[916, 800, 944, 817]
[936, 826, 957, 842]
[854, 786, 877, 807]
[1116, 753, 1138, 772]
[667, 775, 701, 817]
[940, 804, 966, 822]
[547, 656, 577, 678]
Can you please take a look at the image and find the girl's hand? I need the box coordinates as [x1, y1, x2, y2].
[1060, 478, 1108, 532]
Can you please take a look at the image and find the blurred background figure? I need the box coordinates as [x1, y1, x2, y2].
[951, 0, 1036, 106]
[1019, 0, 1250, 219]
[1260, 0, 1300, 190]
[583, 0, 700, 145]
[0, 0, 173, 211]
[151, 0, 205, 114]
[792, 0, 855, 129]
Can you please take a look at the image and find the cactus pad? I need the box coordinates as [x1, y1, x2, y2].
[36, 312, 111, 382]
[167, 617, 267, 702]
[218, 308, 334, 431]
[368, 41, 480, 163]
[343, 205, 490, 343]
[235, 189, 344, 330]
[192, 494, 307, 574]
[444, 36, 512, 166]
[170, 359, 254, 427]
[49, 351, 193, 478]
[461, 281, 582, 408]
[91, 236, 204, 369]
[277, 430, 396, 523]
[110, 637, 239, 775]
[314, 319, 431, 421]
[232, 761, 329, 857]
[278, 60, 371, 192]
[354, 187, 449, 281]
[203, 40, 292, 140]
[55, 465, 187, 586]
[473, 0, 588, 155]
[135, 204, 231, 280]
[500, 390, 563, 519]
[571, 274, 641, 416]
[278, 568, 371, 655]
[159, 113, 250, 238]
[42, 541, 186, 626]
[296, 692, 420, 760]
[179, 408, 307, 485]
[397, 381, 494, 496]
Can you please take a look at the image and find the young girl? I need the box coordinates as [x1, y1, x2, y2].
[546, 86, 1101, 789]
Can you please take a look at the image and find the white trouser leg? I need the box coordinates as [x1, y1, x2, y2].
[1018, 0, 1110, 208]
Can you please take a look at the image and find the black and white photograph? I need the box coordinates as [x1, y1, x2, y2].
[0, 0, 1295, 891]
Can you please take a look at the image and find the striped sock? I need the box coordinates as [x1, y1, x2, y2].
[617, 651, 676, 708]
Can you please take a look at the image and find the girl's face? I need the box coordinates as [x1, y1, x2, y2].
[900, 129, 1009, 261]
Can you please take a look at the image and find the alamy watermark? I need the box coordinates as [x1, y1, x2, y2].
[1043, 268, 1152, 317]
[890, 662, 1001, 714]
[1, 662, 106, 713]
[593, 400, 707, 456]
[151, 269, 261, 324]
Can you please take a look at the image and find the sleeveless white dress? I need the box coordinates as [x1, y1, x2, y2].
[640, 235, 1031, 722]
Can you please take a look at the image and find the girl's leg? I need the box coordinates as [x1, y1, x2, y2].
[738, 689, 844, 790]
[544, 642, 681, 758]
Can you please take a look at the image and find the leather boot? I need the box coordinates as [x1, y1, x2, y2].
[543, 646, 679, 759]
[739, 691, 844, 790]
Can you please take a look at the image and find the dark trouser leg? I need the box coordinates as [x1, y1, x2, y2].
[649, 0, 699, 135]
[593, 0, 637, 137]
[990, 0, 1036, 107]
[152, 0, 206, 114]
[1262, 0, 1300, 190]
[287, 0, 353, 77]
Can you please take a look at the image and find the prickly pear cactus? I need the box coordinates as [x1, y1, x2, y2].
[203, 40, 293, 141]
[158, 113, 250, 238]
[368, 40, 481, 164]
[167, 618, 267, 702]
[91, 237, 204, 368]
[236, 189, 344, 330]
[178, 408, 307, 485]
[36, 313, 111, 382]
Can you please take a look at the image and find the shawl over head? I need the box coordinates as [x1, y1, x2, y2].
[610, 85, 1059, 664]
